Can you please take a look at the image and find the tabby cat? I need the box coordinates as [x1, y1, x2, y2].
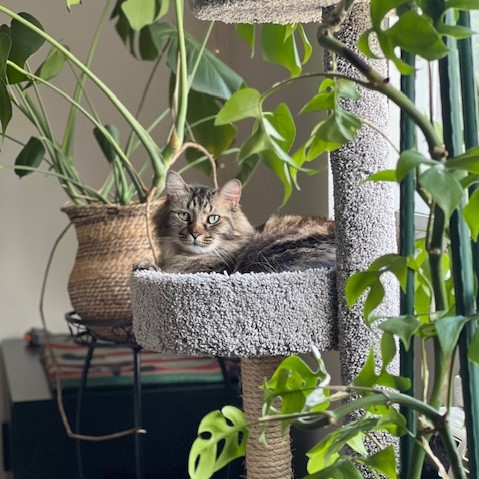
[145, 171, 335, 274]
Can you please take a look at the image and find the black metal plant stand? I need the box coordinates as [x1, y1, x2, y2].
[65, 312, 144, 479]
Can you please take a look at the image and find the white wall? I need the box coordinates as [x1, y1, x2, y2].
[0, 2, 330, 339]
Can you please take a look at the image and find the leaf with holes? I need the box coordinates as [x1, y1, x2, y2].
[379, 316, 422, 351]
[189, 406, 247, 479]
[263, 353, 330, 418]
[345, 271, 380, 310]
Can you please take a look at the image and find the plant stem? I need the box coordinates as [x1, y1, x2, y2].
[317, 31, 446, 162]
[161, 0, 189, 185]
[62, 0, 112, 157]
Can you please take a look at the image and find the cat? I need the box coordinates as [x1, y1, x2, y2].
[139, 171, 335, 274]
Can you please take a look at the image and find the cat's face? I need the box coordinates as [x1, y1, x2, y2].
[162, 172, 244, 255]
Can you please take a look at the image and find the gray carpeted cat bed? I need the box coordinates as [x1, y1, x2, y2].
[131, 267, 338, 357]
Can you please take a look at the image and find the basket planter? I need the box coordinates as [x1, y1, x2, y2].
[63, 202, 159, 341]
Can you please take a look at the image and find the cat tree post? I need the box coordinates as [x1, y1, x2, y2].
[323, 1, 400, 404]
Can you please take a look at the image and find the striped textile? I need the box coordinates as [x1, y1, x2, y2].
[41, 336, 238, 390]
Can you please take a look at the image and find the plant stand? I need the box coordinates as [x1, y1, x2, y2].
[66, 313, 144, 479]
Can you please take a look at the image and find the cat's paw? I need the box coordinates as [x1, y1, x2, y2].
[132, 260, 159, 272]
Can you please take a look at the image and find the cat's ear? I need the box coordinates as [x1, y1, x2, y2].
[219, 179, 242, 208]
[166, 171, 188, 196]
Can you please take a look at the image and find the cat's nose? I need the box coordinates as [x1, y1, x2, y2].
[191, 232, 200, 239]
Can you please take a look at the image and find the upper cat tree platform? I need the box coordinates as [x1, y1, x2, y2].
[131, 267, 337, 358]
[188, 0, 368, 24]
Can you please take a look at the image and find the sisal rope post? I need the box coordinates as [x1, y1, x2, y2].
[241, 356, 292, 479]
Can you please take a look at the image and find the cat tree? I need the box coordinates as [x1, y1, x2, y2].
[131, 1, 399, 478]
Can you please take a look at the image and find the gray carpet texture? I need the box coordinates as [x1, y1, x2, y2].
[131, 267, 338, 358]
[189, 0, 368, 24]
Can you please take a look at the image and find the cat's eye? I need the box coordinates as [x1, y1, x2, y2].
[178, 211, 190, 222]
[207, 214, 220, 225]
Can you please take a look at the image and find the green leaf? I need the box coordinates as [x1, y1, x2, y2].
[364, 169, 397, 183]
[66, 0, 82, 9]
[0, 32, 11, 80]
[14, 137, 45, 177]
[236, 24, 255, 51]
[305, 135, 342, 160]
[356, 446, 398, 479]
[167, 30, 244, 100]
[336, 79, 361, 100]
[435, 315, 468, 358]
[379, 316, 422, 351]
[263, 153, 293, 207]
[386, 10, 449, 61]
[381, 332, 397, 370]
[301, 78, 335, 113]
[419, 165, 464, 219]
[396, 149, 436, 182]
[297, 24, 313, 65]
[238, 124, 270, 162]
[307, 457, 363, 479]
[261, 24, 301, 76]
[121, 0, 163, 31]
[447, 147, 479, 174]
[315, 109, 362, 145]
[236, 155, 260, 185]
[264, 354, 329, 417]
[369, 254, 408, 291]
[36, 45, 68, 82]
[93, 124, 121, 164]
[215, 88, 261, 125]
[358, 29, 382, 59]
[345, 271, 380, 309]
[446, 0, 479, 10]
[437, 22, 474, 39]
[0, 78, 12, 135]
[464, 188, 479, 241]
[370, 0, 411, 28]
[364, 280, 385, 320]
[185, 90, 236, 174]
[376, 368, 411, 391]
[188, 406, 247, 479]
[8, 13, 45, 84]
[353, 348, 378, 388]
[468, 326, 479, 364]
[379, 33, 416, 75]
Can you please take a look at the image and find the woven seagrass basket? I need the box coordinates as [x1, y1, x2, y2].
[62, 202, 161, 341]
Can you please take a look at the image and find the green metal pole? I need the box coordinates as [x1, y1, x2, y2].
[399, 50, 416, 479]
[456, 10, 479, 478]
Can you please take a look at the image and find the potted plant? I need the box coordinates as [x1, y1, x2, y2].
[0, 0, 249, 333]
[185, 1, 479, 478]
